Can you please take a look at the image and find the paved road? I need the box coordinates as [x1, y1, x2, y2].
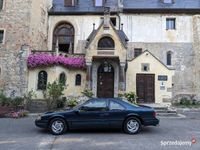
[0, 113, 200, 150]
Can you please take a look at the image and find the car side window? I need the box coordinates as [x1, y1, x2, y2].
[110, 101, 125, 111]
[80, 100, 107, 112]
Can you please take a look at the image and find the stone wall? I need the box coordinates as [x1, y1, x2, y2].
[0, 0, 51, 97]
[193, 15, 200, 101]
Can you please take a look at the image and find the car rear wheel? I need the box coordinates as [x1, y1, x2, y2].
[123, 117, 141, 134]
[49, 118, 67, 135]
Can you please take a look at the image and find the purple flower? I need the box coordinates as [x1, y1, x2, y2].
[27, 53, 86, 69]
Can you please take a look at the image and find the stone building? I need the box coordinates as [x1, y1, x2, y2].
[0, 0, 51, 97]
[1, 0, 200, 104]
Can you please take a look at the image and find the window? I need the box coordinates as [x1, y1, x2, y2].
[53, 23, 74, 53]
[142, 63, 150, 72]
[0, 0, 3, 10]
[167, 51, 172, 65]
[110, 17, 116, 26]
[75, 74, 81, 86]
[98, 62, 114, 73]
[0, 30, 4, 43]
[64, 0, 75, 7]
[80, 99, 107, 111]
[166, 18, 176, 30]
[134, 48, 142, 57]
[110, 101, 125, 111]
[95, 0, 103, 7]
[37, 71, 48, 90]
[98, 37, 115, 50]
[59, 73, 66, 85]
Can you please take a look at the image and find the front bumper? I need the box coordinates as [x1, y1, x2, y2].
[35, 119, 48, 128]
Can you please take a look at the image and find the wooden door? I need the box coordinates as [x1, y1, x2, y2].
[136, 74, 155, 103]
[97, 63, 114, 98]
[97, 73, 114, 98]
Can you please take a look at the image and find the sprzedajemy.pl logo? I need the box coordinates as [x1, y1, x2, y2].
[161, 137, 197, 146]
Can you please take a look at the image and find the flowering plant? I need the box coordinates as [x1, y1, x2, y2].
[8, 110, 29, 119]
[27, 53, 86, 69]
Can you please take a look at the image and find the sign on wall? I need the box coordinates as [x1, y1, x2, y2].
[158, 75, 168, 81]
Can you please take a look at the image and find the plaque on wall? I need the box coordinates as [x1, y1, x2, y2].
[158, 75, 168, 81]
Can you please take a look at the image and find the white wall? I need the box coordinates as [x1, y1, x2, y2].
[48, 15, 104, 52]
[48, 14, 193, 53]
[120, 14, 193, 43]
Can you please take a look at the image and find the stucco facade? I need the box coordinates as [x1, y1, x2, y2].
[28, 66, 86, 99]
[126, 51, 174, 104]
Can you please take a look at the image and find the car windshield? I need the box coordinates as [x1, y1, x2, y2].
[73, 100, 89, 109]
[122, 99, 140, 107]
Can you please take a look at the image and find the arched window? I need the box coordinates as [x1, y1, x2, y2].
[53, 23, 74, 53]
[59, 72, 66, 85]
[167, 51, 172, 66]
[98, 36, 115, 50]
[75, 74, 82, 86]
[37, 71, 48, 90]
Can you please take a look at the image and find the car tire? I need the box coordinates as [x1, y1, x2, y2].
[123, 117, 141, 134]
[49, 118, 67, 135]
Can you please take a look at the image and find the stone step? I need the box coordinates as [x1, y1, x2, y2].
[140, 103, 169, 111]
[156, 109, 177, 114]
[157, 112, 178, 117]
[140, 103, 178, 117]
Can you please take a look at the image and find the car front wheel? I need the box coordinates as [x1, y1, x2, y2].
[49, 118, 67, 135]
[124, 117, 141, 134]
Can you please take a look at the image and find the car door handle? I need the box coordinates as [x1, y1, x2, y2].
[100, 113, 109, 116]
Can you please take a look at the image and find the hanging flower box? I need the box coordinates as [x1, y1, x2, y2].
[27, 53, 86, 69]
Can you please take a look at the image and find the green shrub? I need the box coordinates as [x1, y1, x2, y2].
[119, 92, 137, 104]
[0, 92, 11, 106]
[82, 89, 94, 98]
[23, 90, 37, 109]
[57, 97, 66, 108]
[10, 97, 24, 108]
[44, 80, 65, 110]
[180, 98, 192, 106]
[66, 98, 78, 108]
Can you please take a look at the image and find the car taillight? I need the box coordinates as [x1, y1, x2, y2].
[153, 111, 156, 118]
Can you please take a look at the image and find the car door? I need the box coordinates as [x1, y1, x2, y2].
[108, 100, 127, 128]
[71, 99, 109, 129]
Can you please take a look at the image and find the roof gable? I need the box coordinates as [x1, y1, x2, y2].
[86, 20, 129, 49]
[129, 50, 174, 71]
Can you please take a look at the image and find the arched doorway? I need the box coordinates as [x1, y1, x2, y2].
[97, 62, 114, 98]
